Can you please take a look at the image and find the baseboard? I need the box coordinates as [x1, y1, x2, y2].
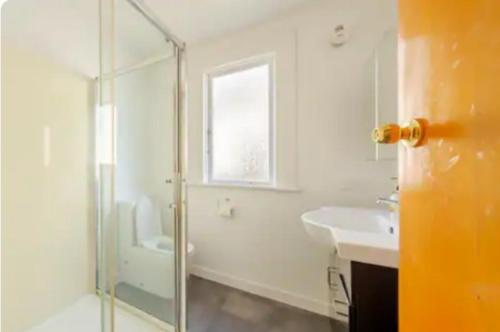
[190, 265, 334, 318]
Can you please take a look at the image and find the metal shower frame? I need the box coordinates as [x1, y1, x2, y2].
[98, 1, 187, 331]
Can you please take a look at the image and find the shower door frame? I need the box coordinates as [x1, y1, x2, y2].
[97, 1, 187, 331]
[172, 45, 188, 332]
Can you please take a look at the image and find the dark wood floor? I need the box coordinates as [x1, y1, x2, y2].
[188, 276, 348, 332]
[116, 276, 348, 331]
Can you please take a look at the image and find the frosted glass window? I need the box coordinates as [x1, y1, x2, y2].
[206, 58, 274, 185]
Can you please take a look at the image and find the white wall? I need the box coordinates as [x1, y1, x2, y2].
[1, 45, 94, 332]
[186, 0, 397, 316]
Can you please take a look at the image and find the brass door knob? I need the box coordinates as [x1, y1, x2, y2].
[372, 118, 427, 147]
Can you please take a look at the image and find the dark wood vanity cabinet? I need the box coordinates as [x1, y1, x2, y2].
[349, 262, 398, 332]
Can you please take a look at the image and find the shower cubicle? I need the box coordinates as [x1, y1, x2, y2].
[97, 0, 187, 331]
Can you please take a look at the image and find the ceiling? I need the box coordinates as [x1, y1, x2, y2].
[145, 0, 315, 44]
[2, 0, 314, 77]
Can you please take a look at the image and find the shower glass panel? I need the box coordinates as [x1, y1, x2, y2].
[114, 57, 177, 326]
[98, 0, 183, 330]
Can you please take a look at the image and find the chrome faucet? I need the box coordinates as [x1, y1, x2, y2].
[377, 177, 399, 207]
[376, 197, 399, 205]
[377, 197, 399, 235]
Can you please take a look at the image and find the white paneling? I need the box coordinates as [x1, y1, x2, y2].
[1, 46, 94, 332]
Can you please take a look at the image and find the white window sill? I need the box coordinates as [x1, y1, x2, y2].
[187, 182, 301, 193]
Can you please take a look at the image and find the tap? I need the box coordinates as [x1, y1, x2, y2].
[376, 197, 399, 205]
[377, 197, 400, 235]
[377, 197, 399, 216]
[378, 177, 399, 207]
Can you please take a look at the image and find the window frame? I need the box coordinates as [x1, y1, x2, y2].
[203, 54, 276, 187]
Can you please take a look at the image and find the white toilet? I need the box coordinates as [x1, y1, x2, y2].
[117, 195, 195, 299]
[135, 195, 195, 264]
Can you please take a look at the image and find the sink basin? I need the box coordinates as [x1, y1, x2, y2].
[301, 206, 399, 268]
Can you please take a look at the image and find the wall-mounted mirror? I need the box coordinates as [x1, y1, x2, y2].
[366, 28, 398, 161]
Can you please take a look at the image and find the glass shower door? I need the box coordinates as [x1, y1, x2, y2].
[113, 57, 177, 326]
[98, 0, 186, 331]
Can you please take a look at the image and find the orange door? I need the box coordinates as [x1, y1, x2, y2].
[399, 1, 500, 331]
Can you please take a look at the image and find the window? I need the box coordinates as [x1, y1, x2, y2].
[205, 56, 275, 186]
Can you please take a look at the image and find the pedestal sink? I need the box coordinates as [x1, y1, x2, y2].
[301, 206, 399, 268]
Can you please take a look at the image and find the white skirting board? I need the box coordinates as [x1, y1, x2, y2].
[190, 265, 335, 318]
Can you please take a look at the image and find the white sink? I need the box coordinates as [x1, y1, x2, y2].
[301, 206, 399, 268]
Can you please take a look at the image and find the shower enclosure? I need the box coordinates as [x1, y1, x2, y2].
[97, 0, 186, 331]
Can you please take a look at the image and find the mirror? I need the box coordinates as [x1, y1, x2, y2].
[366, 28, 398, 161]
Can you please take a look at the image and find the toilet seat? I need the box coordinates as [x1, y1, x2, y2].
[141, 235, 195, 256]
[141, 236, 173, 253]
